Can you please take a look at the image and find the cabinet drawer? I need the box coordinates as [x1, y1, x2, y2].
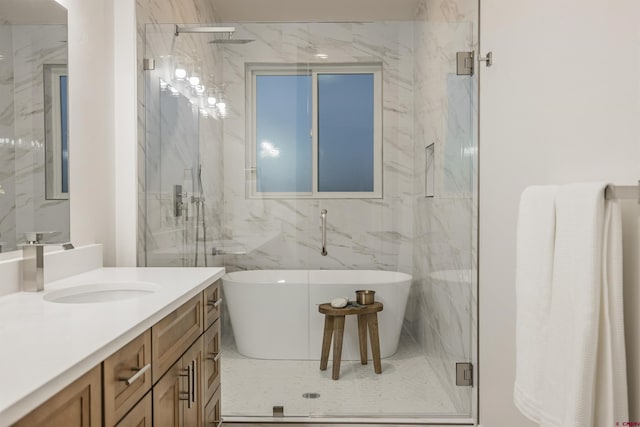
[152, 293, 203, 382]
[115, 391, 152, 427]
[203, 319, 221, 405]
[182, 335, 204, 427]
[153, 358, 183, 427]
[203, 280, 222, 330]
[103, 330, 152, 427]
[14, 365, 102, 427]
[204, 386, 221, 427]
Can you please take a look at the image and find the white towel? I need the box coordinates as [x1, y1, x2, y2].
[514, 186, 558, 422]
[594, 199, 628, 424]
[539, 183, 606, 426]
[514, 182, 628, 427]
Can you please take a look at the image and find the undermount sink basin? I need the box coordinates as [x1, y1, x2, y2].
[44, 281, 160, 304]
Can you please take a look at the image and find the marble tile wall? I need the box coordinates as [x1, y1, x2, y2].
[135, 0, 478, 417]
[409, 0, 478, 414]
[0, 25, 69, 253]
[136, 0, 224, 267]
[220, 22, 416, 277]
[0, 26, 16, 252]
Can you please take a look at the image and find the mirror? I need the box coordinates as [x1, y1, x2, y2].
[0, 0, 69, 253]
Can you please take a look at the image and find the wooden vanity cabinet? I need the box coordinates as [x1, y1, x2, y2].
[12, 280, 221, 427]
[13, 365, 102, 427]
[204, 386, 221, 427]
[151, 280, 221, 427]
[203, 281, 221, 330]
[115, 392, 152, 427]
[103, 330, 152, 427]
[152, 293, 204, 382]
[202, 318, 221, 405]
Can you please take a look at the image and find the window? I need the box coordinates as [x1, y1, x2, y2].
[44, 64, 69, 200]
[247, 64, 382, 198]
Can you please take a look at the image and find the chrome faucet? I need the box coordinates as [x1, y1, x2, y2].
[320, 209, 328, 256]
[21, 232, 74, 292]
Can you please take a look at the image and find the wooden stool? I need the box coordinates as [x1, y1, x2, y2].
[318, 301, 383, 380]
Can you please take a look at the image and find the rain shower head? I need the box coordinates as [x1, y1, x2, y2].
[174, 25, 255, 44]
[209, 38, 255, 44]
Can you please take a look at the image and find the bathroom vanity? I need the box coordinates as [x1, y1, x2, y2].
[0, 266, 225, 427]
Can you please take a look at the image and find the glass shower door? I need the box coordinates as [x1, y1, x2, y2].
[139, 10, 478, 422]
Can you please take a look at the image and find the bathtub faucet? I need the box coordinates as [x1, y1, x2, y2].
[320, 209, 328, 256]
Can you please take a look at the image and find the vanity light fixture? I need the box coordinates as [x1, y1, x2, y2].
[207, 95, 217, 107]
[189, 63, 202, 87]
[174, 67, 187, 80]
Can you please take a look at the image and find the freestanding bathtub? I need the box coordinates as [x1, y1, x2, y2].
[222, 270, 412, 360]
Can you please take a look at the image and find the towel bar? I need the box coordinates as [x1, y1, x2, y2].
[604, 182, 640, 202]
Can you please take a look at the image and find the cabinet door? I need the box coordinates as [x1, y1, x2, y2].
[153, 358, 185, 427]
[152, 293, 203, 382]
[104, 330, 152, 427]
[182, 335, 204, 427]
[115, 391, 152, 427]
[203, 319, 221, 405]
[14, 365, 102, 427]
[203, 280, 222, 331]
[204, 386, 221, 427]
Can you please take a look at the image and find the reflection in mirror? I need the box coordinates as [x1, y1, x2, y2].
[0, 0, 69, 253]
[44, 64, 69, 200]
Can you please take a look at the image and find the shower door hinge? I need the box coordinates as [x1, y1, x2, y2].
[143, 58, 155, 71]
[456, 51, 474, 76]
[456, 362, 473, 386]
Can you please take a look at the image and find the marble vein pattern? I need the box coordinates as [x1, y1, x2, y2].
[0, 25, 69, 253]
[136, 0, 478, 418]
[221, 22, 416, 276]
[410, 0, 478, 413]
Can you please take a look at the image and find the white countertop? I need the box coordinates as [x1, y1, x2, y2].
[0, 266, 225, 427]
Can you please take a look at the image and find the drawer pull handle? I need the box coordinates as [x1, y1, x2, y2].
[191, 359, 197, 405]
[119, 363, 151, 385]
[208, 421, 222, 427]
[207, 352, 221, 362]
[179, 366, 192, 407]
[207, 298, 223, 308]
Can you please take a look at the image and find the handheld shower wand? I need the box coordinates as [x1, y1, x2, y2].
[194, 164, 208, 267]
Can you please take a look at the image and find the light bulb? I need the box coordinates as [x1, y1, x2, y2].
[207, 96, 217, 107]
[174, 68, 187, 80]
[217, 101, 227, 118]
[189, 75, 200, 86]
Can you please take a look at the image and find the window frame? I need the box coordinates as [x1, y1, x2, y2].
[246, 63, 383, 199]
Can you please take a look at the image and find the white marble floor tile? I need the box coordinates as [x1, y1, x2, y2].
[222, 333, 458, 419]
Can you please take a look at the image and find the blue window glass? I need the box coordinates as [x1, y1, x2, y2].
[317, 73, 374, 192]
[256, 75, 312, 193]
[60, 75, 69, 194]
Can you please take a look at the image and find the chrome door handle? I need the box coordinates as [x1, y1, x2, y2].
[119, 363, 151, 385]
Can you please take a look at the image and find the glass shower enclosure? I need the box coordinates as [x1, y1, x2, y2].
[140, 7, 478, 423]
